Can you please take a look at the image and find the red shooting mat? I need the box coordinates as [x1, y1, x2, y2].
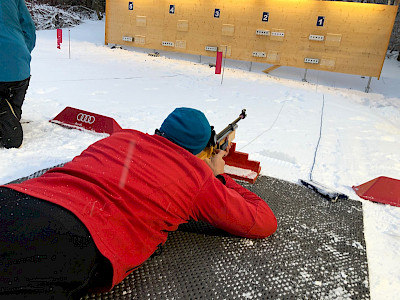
[353, 176, 400, 207]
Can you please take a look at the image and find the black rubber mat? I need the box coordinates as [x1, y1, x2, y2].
[6, 163, 67, 184]
[8, 168, 370, 299]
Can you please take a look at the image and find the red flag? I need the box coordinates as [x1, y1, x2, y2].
[215, 51, 222, 74]
[57, 29, 62, 49]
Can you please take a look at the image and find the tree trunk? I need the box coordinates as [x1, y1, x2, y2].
[91, 0, 102, 20]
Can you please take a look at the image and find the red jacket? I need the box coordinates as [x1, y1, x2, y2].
[6, 130, 277, 289]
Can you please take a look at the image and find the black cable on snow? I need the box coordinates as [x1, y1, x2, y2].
[239, 100, 287, 151]
[309, 94, 325, 181]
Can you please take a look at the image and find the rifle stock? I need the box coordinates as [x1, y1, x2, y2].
[197, 109, 246, 160]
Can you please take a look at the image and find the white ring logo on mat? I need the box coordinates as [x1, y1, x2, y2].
[77, 113, 95, 124]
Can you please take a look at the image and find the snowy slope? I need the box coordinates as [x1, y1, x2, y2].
[0, 20, 399, 299]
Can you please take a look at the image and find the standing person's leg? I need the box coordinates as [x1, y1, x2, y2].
[0, 77, 30, 148]
[4, 77, 30, 120]
[0, 188, 112, 300]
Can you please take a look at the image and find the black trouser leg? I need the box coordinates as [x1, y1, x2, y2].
[0, 188, 112, 300]
[0, 78, 30, 148]
[0, 77, 30, 120]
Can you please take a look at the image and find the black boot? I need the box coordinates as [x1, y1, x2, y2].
[0, 98, 23, 148]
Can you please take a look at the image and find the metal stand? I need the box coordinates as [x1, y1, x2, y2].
[365, 76, 372, 93]
[249, 61, 253, 72]
[302, 69, 308, 82]
[221, 46, 227, 85]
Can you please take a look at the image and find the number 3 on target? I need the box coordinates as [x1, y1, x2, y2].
[214, 8, 220, 18]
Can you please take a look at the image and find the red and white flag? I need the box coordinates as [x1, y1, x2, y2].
[57, 29, 62, 49]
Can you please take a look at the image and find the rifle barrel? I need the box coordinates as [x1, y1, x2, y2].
[216, 109, 247, 142]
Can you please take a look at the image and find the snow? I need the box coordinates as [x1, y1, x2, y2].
[224, 165, 258, 180]
[1, 19, 399, 299]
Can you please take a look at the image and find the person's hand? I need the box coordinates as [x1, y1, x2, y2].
[204, 149, 226, 176]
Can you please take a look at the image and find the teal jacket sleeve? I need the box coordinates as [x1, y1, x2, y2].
[18, 0, 36, 53]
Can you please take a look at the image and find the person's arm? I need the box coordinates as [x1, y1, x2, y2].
[18, 0, 36, 53]
[192, 152, 277, 239]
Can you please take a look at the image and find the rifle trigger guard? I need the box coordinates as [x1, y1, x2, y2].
[219, 139, 229, 151]
[207, 126, 217, 147]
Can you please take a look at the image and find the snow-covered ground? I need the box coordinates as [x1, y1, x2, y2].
[1, 20, 399, 299]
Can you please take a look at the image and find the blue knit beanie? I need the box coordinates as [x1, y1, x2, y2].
[160, 107, 211, 155]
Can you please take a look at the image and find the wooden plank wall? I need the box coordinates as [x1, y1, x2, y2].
[105, 0, 398, 78]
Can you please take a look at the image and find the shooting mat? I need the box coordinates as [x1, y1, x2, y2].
[9, 169, 369, 299]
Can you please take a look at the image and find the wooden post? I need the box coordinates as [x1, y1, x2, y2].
[262, 65, 281, 74]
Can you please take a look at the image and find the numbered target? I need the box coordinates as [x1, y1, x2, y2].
[262, 12, 269, 22]
[316, 16, 325, 27]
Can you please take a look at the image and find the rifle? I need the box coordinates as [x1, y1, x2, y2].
[197, 109, 247, 160]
